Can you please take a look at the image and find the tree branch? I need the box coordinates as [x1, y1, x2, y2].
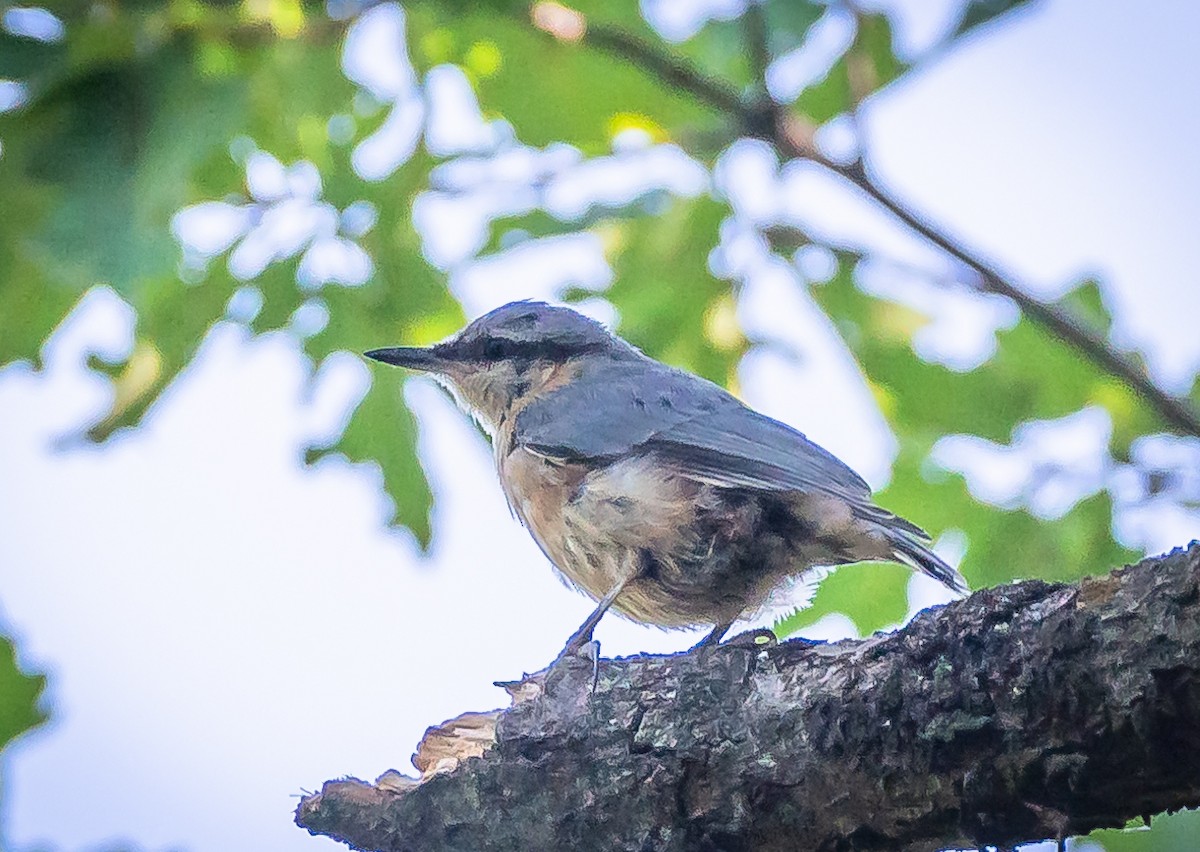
[741, 1, 772, 99]
[781, 113, 1200, 439]
[531, 4, 1200, 439]
[788, 137, 1200, 439]
[296, 543, 1200, 851]
[582, 25, 762, 128]
[527, 7, 773, 134]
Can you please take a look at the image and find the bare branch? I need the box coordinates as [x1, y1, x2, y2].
[742, 1, 771, 96]
[797, 142, 1200, 438]
[776, 108, 1200, 440]
[529, 6, 776, 137]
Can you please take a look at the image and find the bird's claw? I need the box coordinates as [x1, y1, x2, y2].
[546, 637, 601, 694]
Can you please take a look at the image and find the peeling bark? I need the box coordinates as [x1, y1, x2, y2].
[297, 544, 1200, 851]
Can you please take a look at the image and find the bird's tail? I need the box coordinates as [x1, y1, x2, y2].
[851, 504, 969, 595]
[888, 529, 969, 596]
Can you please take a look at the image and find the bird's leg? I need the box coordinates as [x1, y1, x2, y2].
[554, 574, 634, 663]
[692, 620, 735, 650]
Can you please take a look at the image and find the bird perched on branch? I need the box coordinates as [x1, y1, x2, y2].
[366, 301, 967, 658]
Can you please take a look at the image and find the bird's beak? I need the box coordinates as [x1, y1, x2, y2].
[363, 346, 450, 373]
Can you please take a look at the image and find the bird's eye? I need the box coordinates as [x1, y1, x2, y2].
[483, 338, 509, 360]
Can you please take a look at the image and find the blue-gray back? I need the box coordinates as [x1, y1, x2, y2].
[514, 356, 873, 503]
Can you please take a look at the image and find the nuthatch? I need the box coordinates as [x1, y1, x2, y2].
[366, 301, 967, 657]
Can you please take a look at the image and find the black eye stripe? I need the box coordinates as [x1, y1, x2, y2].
[469, 335, 607, 363]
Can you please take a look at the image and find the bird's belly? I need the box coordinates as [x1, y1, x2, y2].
[501, 450, 827, 628]
[501, 449, 676, 609]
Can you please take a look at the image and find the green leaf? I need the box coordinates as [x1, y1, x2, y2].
[955, 0, 1038, 39]
[305, 156, 464, 547]
[776, 562, 910, 637]
[0, 239, 79, 369]
[0, 2, 462, 545]
[86, 274, 242, 441]
[315, 376, 434, 542]
[783, 257, 1143, 634]
[585, 194, 745, 387]
[0, 31, 66, 82]
[819, 262, 1158, 446]
[793, 12, 907, 120]
[2, 14, 362, 421]
[9, 24, 324, 302]
[0, 19, 348, 345]
[762, 1, 826, 59]
[407, 1, 725, 154]
[1056, 278, 1112, 336]
[667, 17, 755, 93]
[1086, 809, 1200, 852]
[855, 12, 906, 92]
[16, 60, 185, 292]
[0, 635, 47, 753]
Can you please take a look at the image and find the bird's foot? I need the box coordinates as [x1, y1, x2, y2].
[545, 637, 601, 694]
[549, 633, 599, 668]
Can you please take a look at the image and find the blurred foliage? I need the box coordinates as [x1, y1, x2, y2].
[407, 1, 725, 152]
[797, 11, 907, 123]
[1, 0, 1190, 624]
[0, 0, 460, 540]
[0, 0, 1188, 626]
[600, 194, 746, 388]
[778, 263, 1143, 634]
[1, 0, 1197, 846]
[0, 635, 46, 753]
[1089, 811, 1200, 852]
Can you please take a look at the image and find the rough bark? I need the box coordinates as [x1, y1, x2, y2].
[297, 544, 1200, 851]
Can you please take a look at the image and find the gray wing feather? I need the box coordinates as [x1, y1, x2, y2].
[651, 408, 871, 500]
[515, 359, 871, 503]
[515, 360, 718, 459]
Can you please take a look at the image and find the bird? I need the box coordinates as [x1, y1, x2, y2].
[365, 301, 967, 659]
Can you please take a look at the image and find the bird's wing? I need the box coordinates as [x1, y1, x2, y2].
[514, 359, 872, 504]
[515, 359, 720, 460]
[650, 406, 872, 501]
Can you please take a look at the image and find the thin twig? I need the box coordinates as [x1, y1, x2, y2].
[741, 1, 771, 97]
[814, 151, 1200, 438]
[582, 24, 753, 120]
[553, 18, 781, 137]
[551, 9, 1200, 439]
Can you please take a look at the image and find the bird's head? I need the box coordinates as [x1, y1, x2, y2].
[365, 301, 633, 434]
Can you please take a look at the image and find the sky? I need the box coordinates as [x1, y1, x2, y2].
[1, 1, 1198, 850]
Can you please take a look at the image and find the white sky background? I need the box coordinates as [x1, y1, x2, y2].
[1, 0, 1199, 850]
